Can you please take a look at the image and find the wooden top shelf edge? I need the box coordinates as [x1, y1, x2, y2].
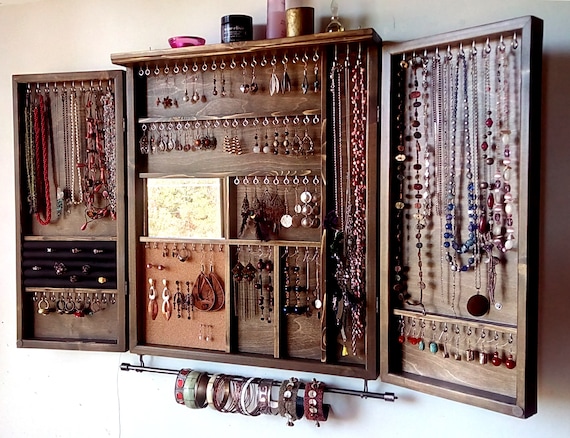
[111, 28, 380, 66]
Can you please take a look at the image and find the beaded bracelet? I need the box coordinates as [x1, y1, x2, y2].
[278, 378, 304, 426]
[303, 378, 329, 426]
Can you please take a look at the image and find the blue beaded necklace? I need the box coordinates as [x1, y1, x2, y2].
[443, 46, 478, 272]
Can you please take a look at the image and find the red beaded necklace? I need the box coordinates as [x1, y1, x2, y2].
[33, 94, 51, 225]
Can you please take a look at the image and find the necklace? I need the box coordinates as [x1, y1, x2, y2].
[392, 54, 409, 306]
[466, 43, 490, 317]
[443, 46, 478, 273]
[497, 35, 516, 252]
[69, 88, 83, 206]
[24, 86, 37, 214]
[407, 54, 428, 312]
[347, 44, 367, 352]
[33, 93, 51, 225]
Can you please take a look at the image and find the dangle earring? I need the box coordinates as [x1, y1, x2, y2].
[161, 279, 172, 320]
[491, 331, 503, 366]
[253, 128, 261, 153]
[302, 58, 309, 94]
[505, 333, 516, 369]
[148, 278, 158, 320]
[250, 61, 258, 93]
[256, 254, 265, 321]
[220, 71, 227, 97]
[240, 61, 250, 93]
[282, 248, 293, 314]
[265, 252, 274, 324]
[263, 128, 271, 154]
[282, 55, 291, 93]
[139, 124, 149, 154]
[282, 123, 291, 155]
[270, 56, 280, 96]
[185, 281, 194, 319]
[302, 129, 315, 156]
[273, 127, 280, 155]
[313, 55, 320, 92]
[191, 72, 200, 103]
[174, 281, 183, 318]
[232, 248, 245, 318]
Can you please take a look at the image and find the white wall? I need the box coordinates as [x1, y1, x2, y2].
[1, 1, 569, 437]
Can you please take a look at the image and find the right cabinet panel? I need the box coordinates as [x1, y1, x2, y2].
[380, 16, 543, 417]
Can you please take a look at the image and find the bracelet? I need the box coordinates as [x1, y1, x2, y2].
[183, 370, 209, 409]
[278, 378, 303, 426]
[212, 374, 232, 412]
[240, 377, 261, 416]
[303, 378, 329, 426]
[174, 368, 191, 405]
[194, 372, 210, 408]
[227, 376, 245, 414]
[206, 373, 221, 409]
[257, 378, 278, 415]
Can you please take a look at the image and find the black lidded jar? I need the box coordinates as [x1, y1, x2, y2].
[221, 14, 253, 43]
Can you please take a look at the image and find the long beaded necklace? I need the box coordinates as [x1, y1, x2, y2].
[466, 43, 490, 317]
[329, 46, 351, 355]
[24, 86, 37, 214]
[346, 44, 367, 352]
[69, 87, 83, 206]
[101, 86, 117, 220]
[33, 93, 51, 225]
[62, 86, 73, 213]
[408, 54, 428, 312]
[443, 45, 478, 273]
[493, 36, 518, 252]
[392, 54, 409, 306]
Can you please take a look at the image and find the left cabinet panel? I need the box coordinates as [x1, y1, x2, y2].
[14, 70, 128, 351]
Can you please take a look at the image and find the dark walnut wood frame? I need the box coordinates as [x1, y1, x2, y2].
[111, 29, 381, 379]
[379, 16, 542, 417]
[14, 70, 127, 351]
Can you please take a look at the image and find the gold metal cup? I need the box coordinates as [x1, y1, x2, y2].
[286, 7, 314, 37]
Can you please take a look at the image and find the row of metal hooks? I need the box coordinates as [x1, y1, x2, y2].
[138, 50, 321, 77]
[26, 79, 115, 95]
[400, 32, 520, 67]
[140, 114, 320, 132]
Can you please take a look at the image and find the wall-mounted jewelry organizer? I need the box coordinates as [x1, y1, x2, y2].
[379, 16, 542, 417]
[111, 29, 381, 378]
[13, 70, 127, 351]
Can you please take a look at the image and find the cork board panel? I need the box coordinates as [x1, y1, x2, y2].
[141, 243, 227, 351]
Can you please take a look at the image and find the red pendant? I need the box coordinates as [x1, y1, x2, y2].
[505, 355, 516, 369]
[491, 351, 502, 366]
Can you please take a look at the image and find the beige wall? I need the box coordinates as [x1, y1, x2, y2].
[1, 1, 569, 436]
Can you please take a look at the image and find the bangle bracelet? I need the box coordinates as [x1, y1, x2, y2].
[258, 378, 278, 415]
[174, 368, 191, 405]
[227, 376, 245, 414]
[183, 370, 209, 409]
[194, 372, 210, 408]
[213, 374, 232, 412]
[278, 378, 303, 426]
[206, 373, 221, 409]
[303, 378, 329, 426]
[240, 377, 261, 416]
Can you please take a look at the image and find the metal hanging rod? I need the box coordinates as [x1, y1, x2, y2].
[119, 361, 397, 402]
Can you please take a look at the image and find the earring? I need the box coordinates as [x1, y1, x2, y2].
[253, 129, 260, 153]
[148, 278, 158, 320]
